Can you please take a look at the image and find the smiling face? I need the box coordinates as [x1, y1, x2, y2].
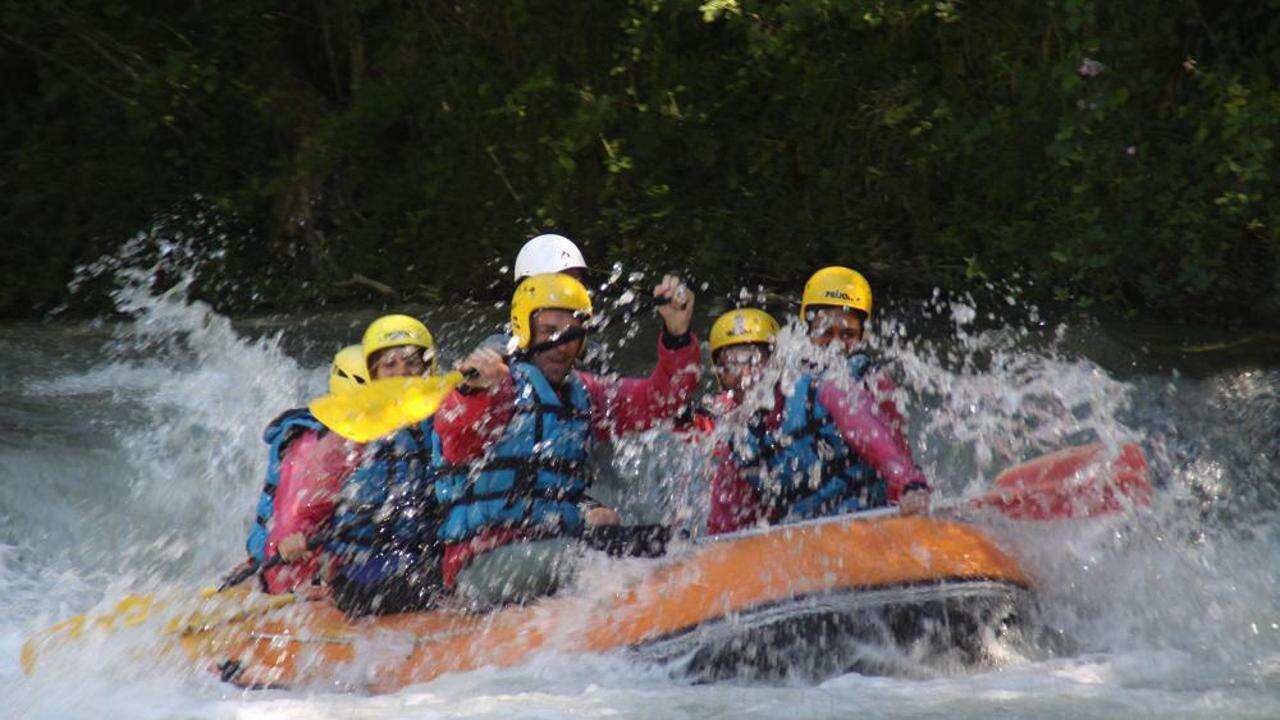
[529, 308, 585, 385]
[369, 345, 428, 379]
[807, 307, 865, 356]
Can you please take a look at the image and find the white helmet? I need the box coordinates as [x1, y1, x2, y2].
[513, 234, 587, 281]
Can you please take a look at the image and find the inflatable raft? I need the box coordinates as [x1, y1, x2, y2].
[171, 513, 1031, 691]
[27, 441, 1154, 689]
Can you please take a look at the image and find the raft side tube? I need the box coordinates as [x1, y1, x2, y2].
[190, 515, 1034, 691]
[632, 578, 1035, 681]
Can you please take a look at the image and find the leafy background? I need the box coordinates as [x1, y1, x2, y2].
[3, 0, 1277, 322]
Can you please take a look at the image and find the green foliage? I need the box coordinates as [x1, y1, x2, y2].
[2, 0, 1278, 321]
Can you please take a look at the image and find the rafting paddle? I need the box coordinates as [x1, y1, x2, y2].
[590, 443, 1153, 553]
[312, 293, 676, 443]
[974, 441, 1152, 520]
[863, 441, 1151, 524]
[216, 529, 335, 591]
[20, 530, 339, 674]
[312, 326, 603, 443]
[311, 325, 595, 443]
[310, 371, 466, 443]
[706, 441, 1153, 542]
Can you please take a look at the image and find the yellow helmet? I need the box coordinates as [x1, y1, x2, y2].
[709, 309, 780, 355]
[362, 314, 436, 369]
[800, 266, 873, 322]
[328, 344, 370, 394]
[510, 273, 593, 349]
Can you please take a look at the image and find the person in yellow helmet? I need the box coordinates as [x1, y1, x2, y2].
[800, 266, 874, 354]
[432, 272, 701, 609]
[708, 308, 780, 404]
[328, 344, 371, 394]
[234, 345, 369, 594]
[707, 267, 931, 535]
[673, 308, 781, 532]
[327, 314, 446, 616]
[362, 314, 436, 379]
[674, 308, 779, 436]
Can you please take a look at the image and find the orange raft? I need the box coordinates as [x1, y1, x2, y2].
[185, 514, 1033, 692]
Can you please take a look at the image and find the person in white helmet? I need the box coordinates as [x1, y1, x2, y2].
[509, 233, 624, 528]
[513, 234, 588, 282]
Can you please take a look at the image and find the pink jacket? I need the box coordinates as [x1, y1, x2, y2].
[262, 431, 362, 593]
[706, 367, 928, 535]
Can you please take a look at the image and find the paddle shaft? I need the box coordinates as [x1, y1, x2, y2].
[217, 530, 333, 592]
[460, 296, 672, 381]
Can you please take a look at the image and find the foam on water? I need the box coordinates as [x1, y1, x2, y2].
[2, 254, 1278, 718]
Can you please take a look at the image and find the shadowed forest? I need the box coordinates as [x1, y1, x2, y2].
[3, 1, 1278, 322]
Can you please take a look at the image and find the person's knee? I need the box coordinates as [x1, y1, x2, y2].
[455, 538, 582, 611]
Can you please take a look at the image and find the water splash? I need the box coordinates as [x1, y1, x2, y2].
[3, 244, 1279, 717]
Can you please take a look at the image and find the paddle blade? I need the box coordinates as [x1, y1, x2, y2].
[21, 587, 297, 675]
[310, 372, 463, 442]
[21, 593, 161, 675]
[975, 442, 1153, 520]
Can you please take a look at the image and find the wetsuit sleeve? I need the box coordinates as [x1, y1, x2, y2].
[870, 372, 910, 438]
[266, 431, 329, 540]
[816, 372, 930, 504]
[706, 448, 764, 535]
[581, 331, 702, 438]
[433, 374, 517, 463]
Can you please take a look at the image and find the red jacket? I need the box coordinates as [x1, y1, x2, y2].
[706, 367, 928, 535]
[262, 432, 363, 593]
[434, 332, 702, 583]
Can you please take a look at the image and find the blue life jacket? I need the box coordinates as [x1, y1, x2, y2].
[246, 408, 327, 562]
[734, 354, 887, 521]
[432, 362, 592, 543]
[328, 420, 436, 584]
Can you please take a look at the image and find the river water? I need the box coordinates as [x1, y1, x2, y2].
[2, 264, 1278, 719]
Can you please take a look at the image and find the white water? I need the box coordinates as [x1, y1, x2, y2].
[2, 266, 1278, 719]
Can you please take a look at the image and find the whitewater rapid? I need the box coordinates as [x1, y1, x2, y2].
[2, 273, 1278, 719]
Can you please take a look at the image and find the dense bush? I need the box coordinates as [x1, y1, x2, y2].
[3, 0, 1278, 321]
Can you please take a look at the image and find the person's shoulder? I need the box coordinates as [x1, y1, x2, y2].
[267, 406, 314, 427]
[265, 407, 320, 442]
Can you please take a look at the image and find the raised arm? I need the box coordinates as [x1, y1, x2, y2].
[582, 330, 702, 438]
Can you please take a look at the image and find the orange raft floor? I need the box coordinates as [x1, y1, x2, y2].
[182, 514, 1033, 692]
